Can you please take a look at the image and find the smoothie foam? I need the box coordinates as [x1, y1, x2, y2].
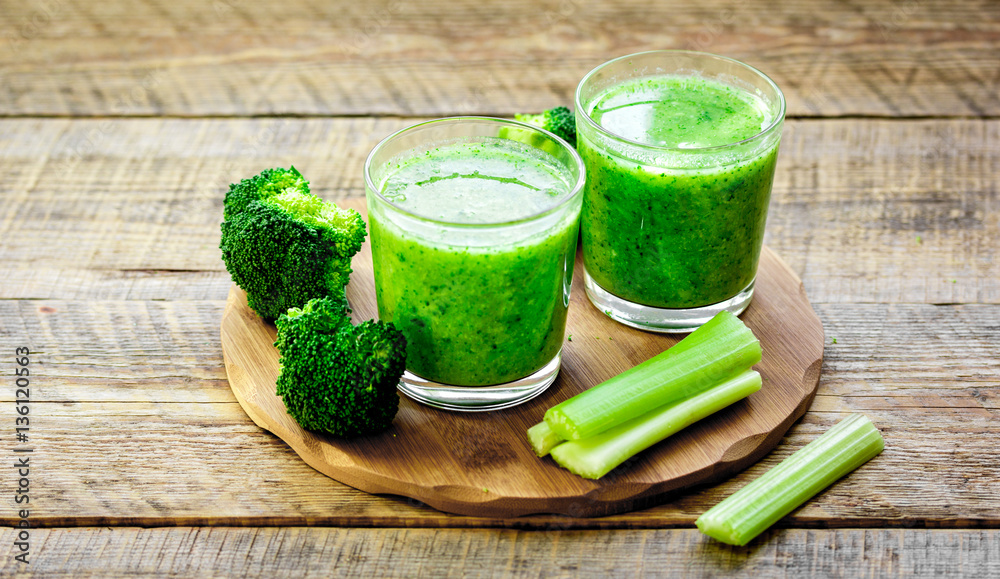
[580, 74, 780, 309]
[370, 138, 579, 386]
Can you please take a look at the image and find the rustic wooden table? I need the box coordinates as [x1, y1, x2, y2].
[1, 0, 998, 576]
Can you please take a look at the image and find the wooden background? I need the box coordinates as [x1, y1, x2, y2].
[1, 0, 998, 576]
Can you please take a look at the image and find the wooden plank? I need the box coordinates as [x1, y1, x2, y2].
[3, 297, 996, 408]
[770, 119, 1000, 305]
[1, 0, 998, 117]
[0, 300, 234, 404]
[0, 298, 998, 526]
[1, 118, 998, 304]
[0, 300, 1000, 406]
[0, 398, 977, 529]
[1, 528, 998, 577]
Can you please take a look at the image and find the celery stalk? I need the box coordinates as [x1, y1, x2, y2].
[549, 370, 762, 479]
[696, 413, 885, 546]
[527, 421, 564, 457]
[544, 311, 761, 441]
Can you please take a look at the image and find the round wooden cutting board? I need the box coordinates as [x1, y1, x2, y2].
[221, 200, 825, 518]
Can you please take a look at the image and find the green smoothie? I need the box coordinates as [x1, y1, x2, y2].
[580, 75, 780, 309]
[369, 138, 580, 386]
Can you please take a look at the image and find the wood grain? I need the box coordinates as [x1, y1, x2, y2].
[0, 118, 998, 305]
[0, 0, 996, 572]
[1, 396, 998, 528]
[1, 0, 998, 118]
[2, 527, 999, 578]
[2, 294, 997, 527]
[1, 304, 995, 527]
[3, 296, 998, 407]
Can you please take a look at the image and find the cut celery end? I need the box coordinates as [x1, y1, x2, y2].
[696, 413, 885, 546]
[527, 421, 564, 457]
[544, 311, 760, 441]
[549, 370, 762, 480]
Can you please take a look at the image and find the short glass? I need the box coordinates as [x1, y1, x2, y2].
[364, 117, 585, 411]
[575, 50, 786, 332]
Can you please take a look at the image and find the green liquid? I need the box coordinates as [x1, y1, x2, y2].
[581, 75, 779, 308]
[370, 139, 579, 386]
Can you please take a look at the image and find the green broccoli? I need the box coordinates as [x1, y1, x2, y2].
[274, 295, 406, 437]
[515, 106, 577, 147]
[222, 166, 309, 221]
[220, 167, 366, 321]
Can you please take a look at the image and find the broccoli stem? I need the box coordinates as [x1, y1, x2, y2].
[527, 421, 564, 457]
[544, 311, 761, 441]
[696, 414, 884, 546]
[549, 370, 762, 480]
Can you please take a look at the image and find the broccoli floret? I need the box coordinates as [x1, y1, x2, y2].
[274, 296, 406, 437]
[222, 166, 310, 221]
[220, 167, 366, 321]
[515, 106, 577, 147]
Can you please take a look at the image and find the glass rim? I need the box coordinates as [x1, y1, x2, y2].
[574, 50, 787, 154]
[363, 116, 587, 229]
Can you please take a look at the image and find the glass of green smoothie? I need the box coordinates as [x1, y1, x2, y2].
[576, 50, 786, 332]
[364, 117, 585, 411]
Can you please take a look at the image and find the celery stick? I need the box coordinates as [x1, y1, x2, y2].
[545, 311, 760, 441]
[549, 370, 762, 480]
[527, 421, 564, 457]
[696, 413, 884, 546]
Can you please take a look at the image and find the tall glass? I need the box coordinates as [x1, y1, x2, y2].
[575, 51, 786, 332]
[364, 117, 585, 411]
